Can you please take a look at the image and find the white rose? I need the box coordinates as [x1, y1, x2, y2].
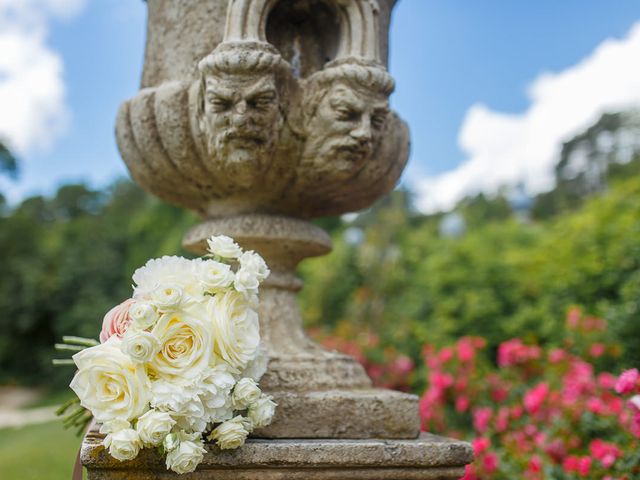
[207, 235, 242, 259]
[199, 260, 234, 293]
[248, 395, 277, 428]
[132, 256, 203, 301]
[165, 438, 206, 474]
[121, 330, 160, 363]
[129, 302, 158, 330]
[232, 378, 261, 410]
[136, 409, 176, 447]
[208, 416, 250, 450]
[233, 267, 260, 297]
[208, 292, 260, 370]
[104, 428, 142, 461]
[70, 339, 150, 422]
[238, 251, 270, 282]
[150, 306, 212, 383]
[151, 284, 183, 311]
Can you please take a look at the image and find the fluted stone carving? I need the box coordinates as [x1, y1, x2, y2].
[116, 0, 408, 218]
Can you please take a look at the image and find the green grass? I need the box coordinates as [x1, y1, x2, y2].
[0, 421, 83, 480]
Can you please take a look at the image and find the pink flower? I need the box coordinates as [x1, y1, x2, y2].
[528, 455, 543, 473]
[587, 397, 607, 415]
[483, 452, 499, 474]
[457, 337, 476, 363]
[524, 383, 549, 415]
[589, 439, 622, 468]
[99, 298, 135, 343]
[393, 355, 414, 375]
[544, 438, 566, 463]
[598, 372, 617, 390]
[429, 371, 454, 390]
[589, 343, 606, 358]
[548, 348, 567, 363]
[563, 456, 591, 476]
[472, 437, 490, 455]
[495, 407, 509, 432]
[615, 369, 639, 395]
[438, 346, 454, 363]
[577, 457, 592, 476]
[473, 407, 492, 433]
[498, 339, 540, 367]
[455, 396, 470, 413]
[461, 464, 478, 480]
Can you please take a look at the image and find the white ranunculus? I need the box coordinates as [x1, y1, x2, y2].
[165, 438, 207, 474]
[208, 292, 260, 370]
[121, 330, 161, 363]
[240, 346, 268, 382]
[206, 235, 242, 259]
[174, 397, 208, 434]
[104, 428, 142, 461]
[238, 251, 270, 282]
[150, 379, 208, 433]
[199, 260, 234, 293]
[150, 379, 194, 413]
[248, 395, 277, 428]
[150, 306, 212, 383]
[136, 409, 176, 447]
[151, 284, 184, 312]
[70, 339, 150, 422]
[198, 366, 236, 410]
[132, 256, 205, 303]
[129, 302, 158, 330]
[208, 416, 250, 450]
[232, 378, 261, 410]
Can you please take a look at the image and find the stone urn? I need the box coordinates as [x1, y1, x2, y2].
[81, 0, 473, 478]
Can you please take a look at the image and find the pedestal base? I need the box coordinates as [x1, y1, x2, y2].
[82, 433, 473, 479]
[255, 388, 420, 439]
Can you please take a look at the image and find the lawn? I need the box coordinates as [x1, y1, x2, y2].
[0, 420, 83, 480]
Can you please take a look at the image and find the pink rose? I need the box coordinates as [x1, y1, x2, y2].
[99, 299, 135, 343]
[524, 382, 549, 415]
[615, 368, 639, 395]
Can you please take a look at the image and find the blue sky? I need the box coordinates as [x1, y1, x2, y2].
[2, 0, 640, 211]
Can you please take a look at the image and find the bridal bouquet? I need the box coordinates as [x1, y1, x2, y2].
[57, 235, 276, 474]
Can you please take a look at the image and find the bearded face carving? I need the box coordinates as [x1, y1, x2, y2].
[202, 74, 281, 182]
[197, 44, 287, 191]
[301, 80, 389, 180]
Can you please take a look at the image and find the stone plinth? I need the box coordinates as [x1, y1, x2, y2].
[82, 432, 473, 479]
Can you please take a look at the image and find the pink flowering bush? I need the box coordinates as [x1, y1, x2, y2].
[316, 308, 640, 479]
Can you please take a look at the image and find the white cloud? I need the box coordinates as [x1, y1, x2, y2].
[414, 22, 640, 213]
[0, 0, 86, 154]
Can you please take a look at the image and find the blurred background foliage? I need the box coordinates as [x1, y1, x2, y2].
[0, 109, 639, 391]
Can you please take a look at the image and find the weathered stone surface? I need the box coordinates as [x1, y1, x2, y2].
[82, 433, 473, 479]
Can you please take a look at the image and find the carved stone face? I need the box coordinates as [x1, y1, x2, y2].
[302, 81, 389, 179]
[202, 73, 282, 185]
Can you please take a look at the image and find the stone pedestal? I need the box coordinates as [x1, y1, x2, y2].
[182, 214, 420, 439]
[84, 0, 475, 477]
[82, 431, 473, 480]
